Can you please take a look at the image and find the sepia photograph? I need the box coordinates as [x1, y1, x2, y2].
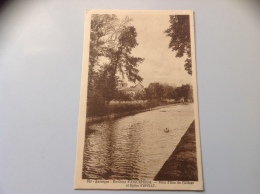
[75, 10, 203, 190]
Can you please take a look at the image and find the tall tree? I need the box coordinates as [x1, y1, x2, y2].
[165, 15, 192, 75]
[87, 14, 133, 116]
[173, 84, 192, 102]
[145, 83, 165, 100]
[163, 84, 175, 99]
[106, 26, 144, 81]
[88, 14, 132, 90]
[101, 26, 144, 104]
[87, 14, 144, 115]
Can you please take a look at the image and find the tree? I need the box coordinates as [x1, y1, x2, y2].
[105, 26, 144, 82]
[114, 90, 131, 103]
[145, 83, 165, 101]
[134, 91, 146, 102]
[163, 84, 175, 99]
[173, 84, 192, 102]
[165, 15, 192, 75]
[88, 14, 132, 94]
[96, 65, 119, 105]
[98, 25, 144, 105]
[86, 14, 144, 116]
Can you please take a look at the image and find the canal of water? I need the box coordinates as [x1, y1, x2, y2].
[82, 103, 194, 180]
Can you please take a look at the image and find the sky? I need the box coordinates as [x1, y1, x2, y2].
[117, 13, 192, 88]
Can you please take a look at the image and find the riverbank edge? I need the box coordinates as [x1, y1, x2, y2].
[154, 120, 198, 181]
[86, 102, 185, 124]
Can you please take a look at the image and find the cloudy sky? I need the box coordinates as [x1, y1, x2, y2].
[118, 13, 192, 87]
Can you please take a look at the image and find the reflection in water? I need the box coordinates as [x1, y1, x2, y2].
[83, 104, 194, 180]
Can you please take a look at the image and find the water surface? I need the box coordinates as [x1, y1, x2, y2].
[83, 103, 194, 180]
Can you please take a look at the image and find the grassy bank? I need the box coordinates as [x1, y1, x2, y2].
[154, 120, 198, 181]
[86, 100, 181, 123]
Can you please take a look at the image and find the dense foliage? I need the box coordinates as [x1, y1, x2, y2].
[165, 15, 192, 75]
[145, 83, 193, 102]
[87, 14, 144, 116]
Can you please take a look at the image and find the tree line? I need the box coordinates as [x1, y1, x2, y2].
[113, 83, 193, 103]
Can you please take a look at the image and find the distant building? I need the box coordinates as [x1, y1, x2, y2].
[123, 83, 145, 97]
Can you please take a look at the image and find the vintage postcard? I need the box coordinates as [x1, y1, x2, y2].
[75, 10, 203, 190]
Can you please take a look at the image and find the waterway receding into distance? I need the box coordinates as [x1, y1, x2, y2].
[82, 103, 194, 180]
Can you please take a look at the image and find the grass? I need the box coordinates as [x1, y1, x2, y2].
[87, 100, 180, 118]
[154, 120, 198, 181]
